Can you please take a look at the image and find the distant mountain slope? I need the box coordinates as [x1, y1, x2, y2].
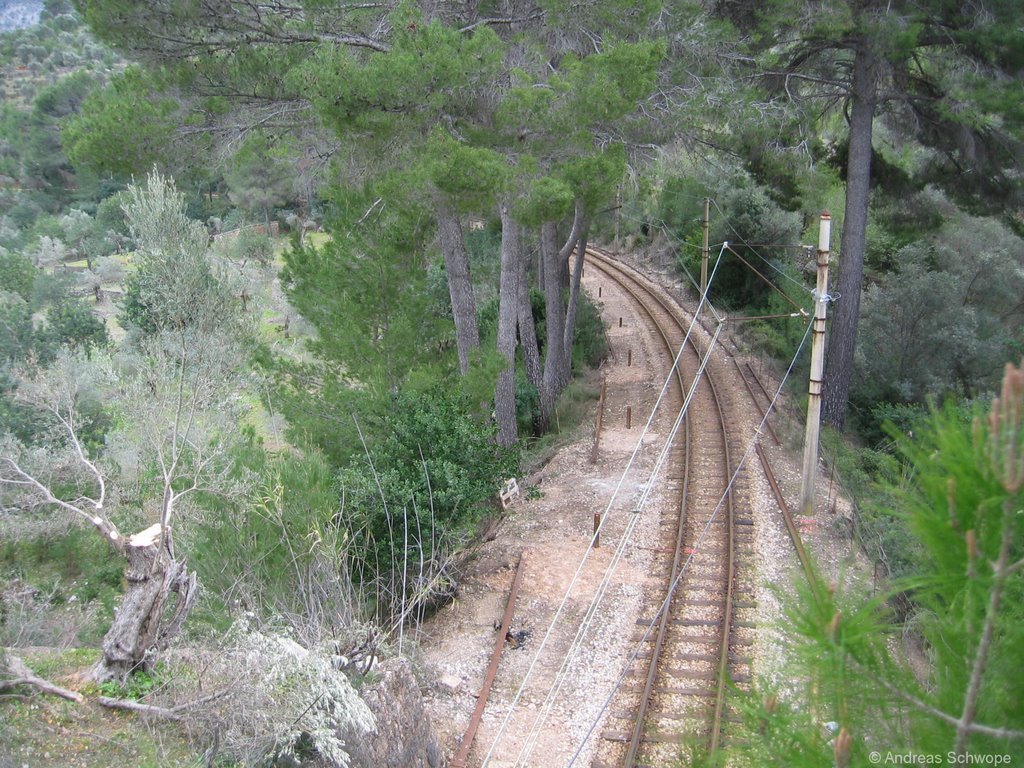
[0, 1, 43, 32]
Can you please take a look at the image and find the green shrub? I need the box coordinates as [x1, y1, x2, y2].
[92, 666, 162, 700]
[337, 383, 519, 585]
[515, 370, 541, 436]
[0, 522, 125, 603]
[0, 513, 139, 646]
[465, 224, 502, 287]
[571, 290, 608, 370]
[820, 427, 917, 576]
[231, 228, 274, 265]
[40, 300, 110, 354]
[189, 442, 357, 643]
[853, 209, 1024, 411]
[660, 171, 803, 310]
[0, 249, 37, 300]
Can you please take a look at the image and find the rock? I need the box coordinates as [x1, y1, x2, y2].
[344, 658, 443, 768]
[437, 673, 462, 694]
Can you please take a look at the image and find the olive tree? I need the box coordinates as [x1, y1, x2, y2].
[0, 171, 249, 682]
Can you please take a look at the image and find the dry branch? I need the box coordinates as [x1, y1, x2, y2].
[96, 688, 230, 720]
[0, 655, 83, 702]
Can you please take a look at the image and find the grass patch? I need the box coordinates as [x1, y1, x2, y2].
[1, 523, 125, 647]
[521, 370, 603, 473]
[304, 231, 331, 248]
[18, 647, 96, 679]
[1, 649, 199, 768]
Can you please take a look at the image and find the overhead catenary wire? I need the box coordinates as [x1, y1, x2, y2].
[724, 243, 806, 312]
[613, 208, 723, 311]
[709, 197, 810, 296]
[510, 274, 725, 766]
[479, 246, 729, 768]
[525, 254, 808, 763]
[566, 315, 815, 766]
[618, 204, 810, 328]
[484, 221, 820, 763]
[511, 302, 725, 765]
[521, 264, 810, 765]
[617, 200, 811, 305]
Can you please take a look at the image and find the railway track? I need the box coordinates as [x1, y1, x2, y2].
[584, 248, 759, 767]
[450, 245, 817, 767]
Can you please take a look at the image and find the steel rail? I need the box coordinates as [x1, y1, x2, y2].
[730, 357, 781, 447]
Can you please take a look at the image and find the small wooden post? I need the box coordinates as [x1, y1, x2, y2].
[619, 317, 623, 327]
[627, 349, 632, 367]
[593, 512, 601, 548]
[799, 212, 832, 517]
[626, 406, 632, 429]
[590, 376, 608, 463]
[598, 285, 602, 297]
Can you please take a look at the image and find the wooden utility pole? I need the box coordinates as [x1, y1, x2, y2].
[799, 212, 832, 517]
[700, 197, 710, 299]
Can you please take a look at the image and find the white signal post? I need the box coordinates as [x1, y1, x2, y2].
[799, 212, 832, 517]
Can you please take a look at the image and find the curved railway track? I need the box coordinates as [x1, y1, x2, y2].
[583, 247, 758, 767]
[449, 245, 818, 767]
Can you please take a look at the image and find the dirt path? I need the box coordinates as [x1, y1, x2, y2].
[418, 255, 859, 767]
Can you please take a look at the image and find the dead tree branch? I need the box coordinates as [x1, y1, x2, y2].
[0, 656, 83, 702]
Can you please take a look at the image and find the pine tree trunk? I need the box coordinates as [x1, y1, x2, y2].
[517, 251, 542, 391]
[536, 243, 545, 294]
[562, 219, 589, 379]
[556, 227, 571, 292]
[89, 527, 197, 684]
[823, 41, 878, 430]
[436, 210, 480, 375]
[539, 221, 569, 428]
[495, 204, 521, 446]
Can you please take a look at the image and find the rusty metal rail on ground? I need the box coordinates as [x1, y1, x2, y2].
[451, 552, 527, 768]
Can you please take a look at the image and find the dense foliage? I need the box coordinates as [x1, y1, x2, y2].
[337, 384, 519, 604]
[189, 440, 358, 644]
[730, 363, 1024, 765]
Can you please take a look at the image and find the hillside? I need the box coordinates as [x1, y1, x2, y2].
[0, 1, 41, 32]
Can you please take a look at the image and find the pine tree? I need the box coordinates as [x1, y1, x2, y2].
[733, 0, 1024, 429]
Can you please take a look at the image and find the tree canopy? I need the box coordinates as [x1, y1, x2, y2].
[729, 0, 1024, 427]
